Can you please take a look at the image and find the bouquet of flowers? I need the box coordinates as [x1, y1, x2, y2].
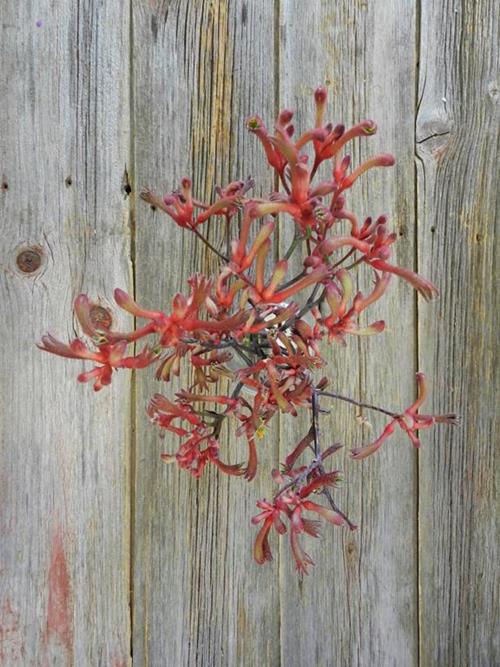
[39, 87, 456, 573]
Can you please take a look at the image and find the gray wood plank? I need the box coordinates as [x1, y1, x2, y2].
[416, 1, 499, 665]
[131, 2, 279, 664]
[278, 2, 419, 665]
[0, 2, 132, 665]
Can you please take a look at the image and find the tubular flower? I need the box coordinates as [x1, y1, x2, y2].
[351, 373, 459, 460]
[320, 270, 389, 343]
[37, 331, 156, 391]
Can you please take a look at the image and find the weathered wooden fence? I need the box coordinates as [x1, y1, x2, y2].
[1, 1, 498, 665]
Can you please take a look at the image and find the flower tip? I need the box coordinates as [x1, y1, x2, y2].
[278, 109, 293, 125]
[362, 120, 377, 135]
[114, 288, 128, 305]
[313, 127, 329, 141]
[36, 336, 54, 353]
[379, 153, 395, 166]
[341, 154, 351, 170]
[244, 467, 256, 481]
[377, 246, 391, 260]
[332, 123, 345, 139]
[246, 115, 263, 131]
[271, 468, 285, 484]
[418, 280, 439, 301]
[350, 445, 378, 460]
[371, 320, 386, 333]
[436, 413, 460, 426]
[74, 293, 89, 308]
[139, 187, 154, 203]
[314, 86, 328, 104]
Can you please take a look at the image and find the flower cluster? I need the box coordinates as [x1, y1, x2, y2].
[39, 87, 456, 573]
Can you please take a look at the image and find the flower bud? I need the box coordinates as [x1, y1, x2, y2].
[377, 153, 395, 166]
[314, 86, 327, 104]
[313, 128, 329, 141]
[278, 109, 294, 125]
[271, 468, 285, 484]
[314, 86, 328, 127]
[377, 246, 392, 260]
[172, 293, 188, 318]
[341, 153, 395, 189]
[340, 155, 351, 170]
[246, 115, 264, 132]
[332, 124, 345, 140]
[361, 120, 377, 135]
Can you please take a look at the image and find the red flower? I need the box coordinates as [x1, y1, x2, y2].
[252, 499, 287, 564]
[351, 373, 458, 459]
[162, 430, 242, 479]
[38, 295, 157, 393]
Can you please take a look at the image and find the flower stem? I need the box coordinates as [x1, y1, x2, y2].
[190, 225, 229, 262]
[283, 231, 302, 261]
[318, 390, 398, 418]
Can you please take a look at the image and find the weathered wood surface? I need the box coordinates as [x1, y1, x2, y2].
[0, 2, 132, 666]
[416, 1, 500, 665]
[132, 2, 280, 665]
[0, 0, 497, 665]
[278, 1, 419, 665]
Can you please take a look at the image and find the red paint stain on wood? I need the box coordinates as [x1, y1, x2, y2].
[0, 598, 25, 663]
[43, 528, 73, 657]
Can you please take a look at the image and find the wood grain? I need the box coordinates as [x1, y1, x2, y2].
[277, 2, 420, 666]
[0, 0, 497, 664]
[416, 1, 499, 665]
[131, 2, 279, 664]
[0, 1, 132, 665]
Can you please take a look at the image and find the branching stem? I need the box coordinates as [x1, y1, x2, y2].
[318, 390, 399, 418]
[189, 225, 228, 262]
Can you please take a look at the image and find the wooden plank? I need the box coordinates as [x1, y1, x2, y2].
[416, 1, 499, 665]
[278, 1, 419, 665]
[0, 2, 132, 665]
[131, 2, 279, 664]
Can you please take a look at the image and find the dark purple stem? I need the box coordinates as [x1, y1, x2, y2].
[318, 390, 399, 418]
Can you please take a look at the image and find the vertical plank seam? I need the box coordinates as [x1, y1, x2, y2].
[128, 0, 137, 662]
[274, 1, 283, 665]
[414, 0, 422, 664]
[354, 19, 365, 655]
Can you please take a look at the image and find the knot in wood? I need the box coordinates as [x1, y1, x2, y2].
[16, 247, 43, 273]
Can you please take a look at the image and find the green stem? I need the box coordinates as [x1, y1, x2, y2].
[283, 231, 302, 261]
